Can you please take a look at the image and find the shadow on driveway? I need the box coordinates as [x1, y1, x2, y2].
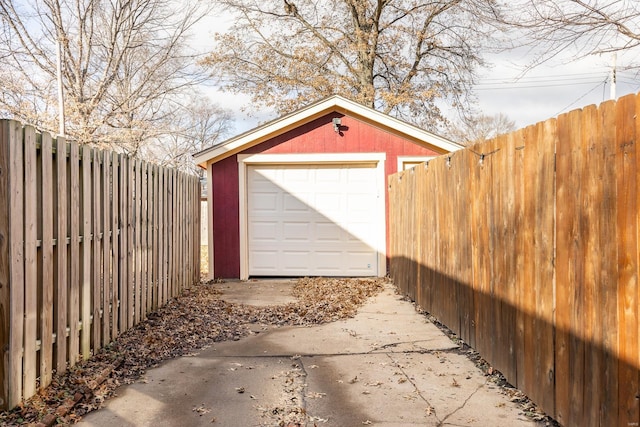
[78, 281, 538, 426]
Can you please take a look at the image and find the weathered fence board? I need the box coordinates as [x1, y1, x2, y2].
[102, 150, 112, 346]
[0, 119, 201, 410]
[0, 120, 25, 409]
[92, 149, 102, 353]
[119, 155, 128, 333]
[152, 164, 159, 312]
[111, 151, 120, 341]
[616, 95, 639, 426]
[555, 108, 579, 425]
[126, 157, 134, 330]
[55, 136, 68, 374]
[40, 132, 54, 389]
[389, 93, 640, 427]
[81, 145, 91, 361]
[522, 119, 556, 414]
[69, 142, 80, 368]
[599, 99, 619, 426]
[23, 126, 37, 399]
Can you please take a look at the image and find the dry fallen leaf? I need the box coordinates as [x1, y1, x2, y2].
[305, 392, 326, 399]
[192, 405, 211, 416]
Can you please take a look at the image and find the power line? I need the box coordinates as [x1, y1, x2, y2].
[475, 79, 606, 91]
[553, 79, 608, 117]
[478, 71, 608, 83]
[477, 76, 606, 86]
[475, 69, 612, 91]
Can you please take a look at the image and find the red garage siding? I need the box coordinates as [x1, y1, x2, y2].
[211, 112, 438, 278]
[211, 156, 241, 278]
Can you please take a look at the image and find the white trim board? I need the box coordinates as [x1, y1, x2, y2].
[237, 153, 387, 280]
[206, 163, 215, 280]
[397, 155, 437, 171]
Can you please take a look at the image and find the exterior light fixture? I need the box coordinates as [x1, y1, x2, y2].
[332, 117, 342, 133]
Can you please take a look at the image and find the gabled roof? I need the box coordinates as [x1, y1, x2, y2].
[194, 95, 462, 167]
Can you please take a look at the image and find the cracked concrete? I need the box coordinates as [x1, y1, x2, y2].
[78, 283, 538, 426]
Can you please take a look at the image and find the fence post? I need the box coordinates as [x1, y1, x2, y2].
[0, 120, 25, 410]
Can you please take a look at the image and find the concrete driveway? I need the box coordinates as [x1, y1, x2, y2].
[78, 282, 538, 426]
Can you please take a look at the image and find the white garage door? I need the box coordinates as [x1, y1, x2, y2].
[247, 164, 380, 276]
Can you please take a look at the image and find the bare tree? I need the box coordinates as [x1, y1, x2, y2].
[513, 0, 640, 65]
[446, 113, 516, 146]
[203, 0, 507, 130]
[0, 0, 221, 156]
[146, 96, 233, 174]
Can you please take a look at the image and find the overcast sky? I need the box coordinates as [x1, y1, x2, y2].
[472, 48, 640, 130]
[193, 14, 640, 137]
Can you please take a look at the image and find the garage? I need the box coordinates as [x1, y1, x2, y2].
[247, 162, 380, 276]
[194, 95, 461, 279]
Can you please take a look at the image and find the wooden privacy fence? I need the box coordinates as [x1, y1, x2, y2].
[0, 120, 201, 410]
[388, 92, 640, 427]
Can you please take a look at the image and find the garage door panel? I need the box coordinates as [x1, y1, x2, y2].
[249, 220, 279, 241]
[315, 251, 351, 274]
[283, 193, 311, 212]
[345, 258, 377, 274]
[282, 222, 311, 241]
[248, 164, 379, 277]
[254, 168, 279, 181]
[282, 251, 311, 273]
[250, 250, 279, 272]
[347, 193, 374, 209]
[315, 192, 343, 207]
[315, 250, 342, 259]
[346, 167, 374, 181]
[315, 168, 341, 183]
[315, 222, 342, 242]
[251, 192, 279, 212]
[347, 250, 377, 264]
[345, 222, 373, 240]
[283, 168, 310, 183]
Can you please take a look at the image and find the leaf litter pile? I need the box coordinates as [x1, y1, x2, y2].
[0, 277, 385, 426]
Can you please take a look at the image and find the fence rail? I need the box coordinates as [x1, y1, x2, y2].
[388, 93, 640, 427]
[0, 120, 201, 409]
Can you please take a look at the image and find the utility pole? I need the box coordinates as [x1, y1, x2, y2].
[610, 53, 617, 100]
[56, 35, 66, 136]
